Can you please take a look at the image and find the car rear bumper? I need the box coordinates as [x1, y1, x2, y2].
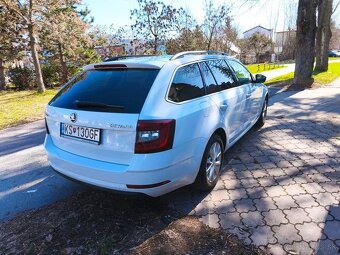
[44, 135, 201, 197]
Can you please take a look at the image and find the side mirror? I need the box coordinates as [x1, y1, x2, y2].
[255, 74, 266, 83]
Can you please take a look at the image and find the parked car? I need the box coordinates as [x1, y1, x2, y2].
[328, 50, 340, 57]
[44, 51, 268, 197]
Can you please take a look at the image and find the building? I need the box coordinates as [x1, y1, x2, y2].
[243, 25, 273, 40]
[274, 30, 296, 53]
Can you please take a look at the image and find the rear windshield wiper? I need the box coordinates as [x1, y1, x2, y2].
[74, 100, 124, 111]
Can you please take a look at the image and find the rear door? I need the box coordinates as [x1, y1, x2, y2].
[199, 60, 244, 143]
[46, 67, 159, 165]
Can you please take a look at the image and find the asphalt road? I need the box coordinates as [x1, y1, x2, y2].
[0, 121, 82, 221]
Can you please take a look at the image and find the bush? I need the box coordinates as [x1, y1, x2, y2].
[8, 66, 35, 90]
[42, 63, 59, 88]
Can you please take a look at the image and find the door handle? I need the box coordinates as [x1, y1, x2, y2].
[246, 93, 251, 98]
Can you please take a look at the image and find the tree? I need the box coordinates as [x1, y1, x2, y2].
[315, 0, 333, 72]
[214, 16, 238, 54]
[166, 25, 206, 54]
[247, 32, 273, 63]
[0, 3, 25, 90]
[293, 0, 318, 88]
[41, 2, 94, 83]
[130, 0, 182, 54]
[0, 0, 61, 92]
[203, 0, 229, 50]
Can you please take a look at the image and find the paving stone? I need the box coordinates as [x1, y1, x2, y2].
[309, 173, 332, 183]
[220, 170, 237, 179]
[313, 239, 340, 255]
[274, 177, 296, 187]
[245, 163, 262, 170]
[276, 160, 293, 168]
[254, 156, 271, 164]
[313, 193, 338, 207]
[316, 165, 336, 174]
[223, 178, 243, 190]
[241, 210, 265, 227]
[231, 163, 247, 171]
[265, 186, 287, 197]
[257, 176, 277, 187]
[234, 170, 253, 179]
[323, 220, 340, 241]
[240, 178, 260, 188]
[194, 201, 214, 216]
[260, 162, 277, 169]
[249, 225, 276, 246]
[213, 180, 227, 190]
[305, 206, 333, 223]
[266, 168, 287, 177]
[199, 213, 220, 229]
[227, 188, 248, 200]
[234, 198, 256, 213]
[253, 197, 277, 212]
[273, 195, 298, 210]
[295, 222, 323, 242]
[284, 184, 306, 196]
[320, 182, 340, 193]
[210, 189, 230, 202]
[262, 209, 288, 226]
[266, 244, 286, 255]
[291, 160, 307, 167]
[272, 223, 302, 244]
[284, 241, 314, 255]
[335, 240, 340, 248]
[219, 212, 242, 230]
[251, 169, 269, 178]
[301, 182, 326, 194]
[293, 174, 313, 184]
[329, 206, 340, 220]
[283, 208, 311, 224]
[293, 194, 319, 208]
[214, 200, 236, 214]
[246, 187, 268, 199]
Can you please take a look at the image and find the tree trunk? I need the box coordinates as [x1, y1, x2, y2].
[315, 0, 333, 72]
[28, 24, 45, 92]
[58, 42, 68, 84]
[153, 36, 158, 55]
[293, 0, 318, 88]
[0, 59, 6, 90]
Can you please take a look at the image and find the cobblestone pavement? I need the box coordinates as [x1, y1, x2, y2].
[168, 86, 340, 255]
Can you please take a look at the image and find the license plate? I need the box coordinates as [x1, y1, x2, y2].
[60, 123, 101, 144]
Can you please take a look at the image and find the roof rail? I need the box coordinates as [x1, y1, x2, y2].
[170, 50, 228, 60]
[104, 55, 156, 62]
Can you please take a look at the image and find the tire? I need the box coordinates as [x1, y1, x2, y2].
[256, 98, 268, 127]
[194, 134, 224, 191]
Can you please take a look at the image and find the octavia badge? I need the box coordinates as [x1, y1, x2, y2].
[70, 113, 77, 123]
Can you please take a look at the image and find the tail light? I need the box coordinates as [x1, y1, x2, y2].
[135, 119, 175, 154]
[45, 118, 50, 134]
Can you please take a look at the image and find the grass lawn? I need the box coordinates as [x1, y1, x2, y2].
[0, 89, 58, 130]
[265, 61, 340, 86]
[246, 63, 286, 74]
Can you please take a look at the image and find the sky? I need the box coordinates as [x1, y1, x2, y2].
[82, 0, 340, 35]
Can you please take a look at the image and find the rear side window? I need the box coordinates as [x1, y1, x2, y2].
[228, 60, 253, 85]
[168, 63, 205, 103]
[199, 62, 218, 94]
[49, 69, 159, 113]
[206, 60, 236, 91]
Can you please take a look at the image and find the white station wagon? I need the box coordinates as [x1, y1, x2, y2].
[44, 51, 268, 197]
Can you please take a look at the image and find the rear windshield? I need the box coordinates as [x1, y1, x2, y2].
[49, 69, 159, 113]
